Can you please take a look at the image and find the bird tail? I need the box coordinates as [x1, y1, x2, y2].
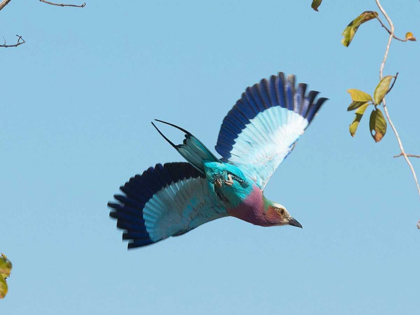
[152, 119, 220, 173]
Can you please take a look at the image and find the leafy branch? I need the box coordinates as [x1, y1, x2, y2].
[347, 74, 397, 141]
[373, 0, 420, 221]
[340, 1, 420, 227]
[311, 0, 419, 227]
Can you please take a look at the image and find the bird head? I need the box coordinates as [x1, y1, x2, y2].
[265, 200, 302, 228]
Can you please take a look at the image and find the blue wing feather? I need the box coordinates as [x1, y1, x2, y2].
[109, 162, 226, 249]
[215, 72, 328, 189]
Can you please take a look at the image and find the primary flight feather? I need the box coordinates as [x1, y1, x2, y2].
[108, 72, 328, 249]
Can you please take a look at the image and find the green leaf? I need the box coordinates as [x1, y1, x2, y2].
[347, 89, 372, 102]
[342, 11, 378, 47]
[311, 0, 323, 11]
[349, 103, 369, 137]
[373, 76, 393, 105]
[348, 101, 368, 111]
[369, 109, 387, 142]
[0, 254, 12, 279]
[0, 277, 7, 299]
[0, 254, 12, 299]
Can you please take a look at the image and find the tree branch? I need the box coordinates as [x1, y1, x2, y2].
[0, 35, 25, 48]
[375, 15, 408, 42]
[394, 153, 420, 158]
[0, 0, 11, 11]
[375, 0, 420, 226]
[39, 0, 86, 7]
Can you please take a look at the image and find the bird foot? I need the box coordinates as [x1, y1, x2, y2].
[224, 174, 234, 186]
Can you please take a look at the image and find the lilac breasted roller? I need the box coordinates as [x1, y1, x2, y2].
[108, 72, 327, 249]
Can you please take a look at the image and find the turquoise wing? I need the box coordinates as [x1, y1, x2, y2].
[215, 72, 327, 189]
[109, 163, 227, 249]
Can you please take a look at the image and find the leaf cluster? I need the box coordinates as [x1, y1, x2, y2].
[347, 75, 396, 142]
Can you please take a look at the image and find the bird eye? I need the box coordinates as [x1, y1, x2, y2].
[280, 209, 285, 215]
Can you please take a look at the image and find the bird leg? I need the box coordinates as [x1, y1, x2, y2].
[213, 172, 238, 188]
[224, 174, 234, 186]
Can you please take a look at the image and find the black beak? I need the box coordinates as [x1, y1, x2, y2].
[288, 217, 303, 228]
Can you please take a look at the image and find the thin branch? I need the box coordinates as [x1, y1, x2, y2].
[39, 0, 86, 7]
[0, 35, 25, 48]
[375, 0, 420, 219]
[376, 0, 394, 79]
[383, 103, 420, 196]
[394, 153, 420, 158]
[0, 0, 12, 11]
[375, 15, 408, 42]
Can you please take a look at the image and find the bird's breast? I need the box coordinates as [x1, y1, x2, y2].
[203, 162, 268, 226]
[227, 186, 268, 226]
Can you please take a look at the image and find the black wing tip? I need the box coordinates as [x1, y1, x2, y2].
[127, 240, 155, 249]
[109, 211, 118, 219]
[108, 202, 120, 210]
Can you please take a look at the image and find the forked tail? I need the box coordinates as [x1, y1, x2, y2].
[152, 119, 220, 173]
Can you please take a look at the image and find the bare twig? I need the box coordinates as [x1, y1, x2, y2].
[375, 15, 408, 42]
[376, 1, 394, 78]
[39, 0, 86, 7]
[394, 153, 420, 158]
[375, 0, 420, 223]
[0, 35, 25, 48]
[0, 0, 12, 11]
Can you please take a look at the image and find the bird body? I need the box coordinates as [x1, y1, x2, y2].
[109, 72, 327, 248]
[203, 162, 252, 208]
[202, 162, 280, 227]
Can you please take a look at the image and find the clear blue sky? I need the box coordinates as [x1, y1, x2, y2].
[1, 1, 419, 314]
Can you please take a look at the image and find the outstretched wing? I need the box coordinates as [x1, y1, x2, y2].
[109, 162, 227, 249]
[215, 72, 327, 189]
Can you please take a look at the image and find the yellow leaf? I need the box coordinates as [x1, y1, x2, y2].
[0, 254, 12, 299]
[348, 101, 368, 111]
[347, 89, 373, 102]
[369, 109, 387, 142]
[0, 254, 12, 278]
[373, 76, 393, 105]
[405, 32, 416, 41]
[342, 11, 378, 47]
[0, 278, 7, 299]
[349, 103, 369, 137]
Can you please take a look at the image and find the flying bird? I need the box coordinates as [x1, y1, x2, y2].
[108, 72, 327, 249]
